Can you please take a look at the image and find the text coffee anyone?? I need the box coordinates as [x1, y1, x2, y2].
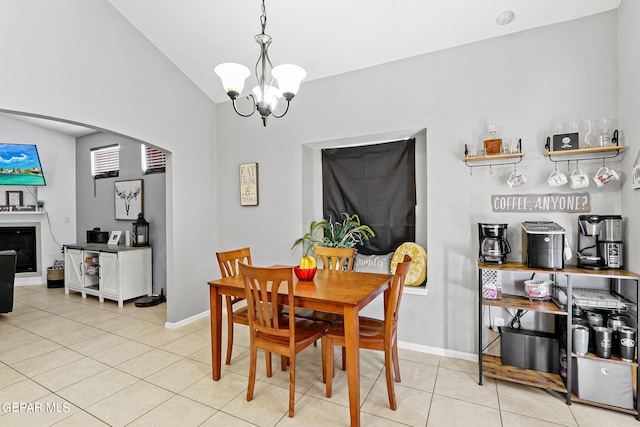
[491, 193, 590, 213]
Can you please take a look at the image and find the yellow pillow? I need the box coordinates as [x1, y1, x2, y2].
[391, 242, 427, 286]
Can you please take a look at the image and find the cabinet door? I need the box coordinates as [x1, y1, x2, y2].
[65, 249, 84, 290]
[99, 252, 120, 296]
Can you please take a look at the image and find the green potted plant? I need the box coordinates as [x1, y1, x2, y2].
[318, 213, 375, 248]
[292, 213, 375, 256]
[37, 200, 45, 211]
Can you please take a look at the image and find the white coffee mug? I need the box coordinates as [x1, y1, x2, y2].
[547, 169, 568, 187]
[593, 166, 619, 187]
[507, 171, 526, 188]
[569, 168, 589, 189]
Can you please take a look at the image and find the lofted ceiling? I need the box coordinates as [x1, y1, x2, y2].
[108, 0, 621, 104]
[2, 0, 622, 137]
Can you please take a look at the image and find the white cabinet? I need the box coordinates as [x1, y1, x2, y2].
[64, 244, 152, 308]
[64, 248, 84, 290]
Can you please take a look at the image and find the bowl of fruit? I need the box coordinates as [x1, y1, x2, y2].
[294, 255, 317, 281]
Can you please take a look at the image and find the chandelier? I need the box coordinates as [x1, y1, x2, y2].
[214, 0, 306, 127]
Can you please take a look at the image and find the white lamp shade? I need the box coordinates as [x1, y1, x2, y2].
[272, 64, 306, 96]
[214, 63, 251, 94]
[252, 85, 281, 111]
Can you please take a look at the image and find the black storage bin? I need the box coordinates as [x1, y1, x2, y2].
[500, 327, 560, 374]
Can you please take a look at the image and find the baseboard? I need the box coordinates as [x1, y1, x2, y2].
[164, 309, 210, 329]
[398, 340, 476, 362]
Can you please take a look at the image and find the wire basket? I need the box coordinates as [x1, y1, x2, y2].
[572, 288, 629, 311]
[524, 279, 552, 301]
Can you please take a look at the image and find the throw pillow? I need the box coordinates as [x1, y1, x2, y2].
[353, 253, 393, 274]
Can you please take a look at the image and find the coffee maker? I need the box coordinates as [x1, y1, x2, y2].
[577, 215, 623, 269]
[478, 223, 511, 264]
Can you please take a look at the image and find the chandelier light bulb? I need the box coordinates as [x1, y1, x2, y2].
[272, 64, 307, 100]
[214, 63, 250, 99]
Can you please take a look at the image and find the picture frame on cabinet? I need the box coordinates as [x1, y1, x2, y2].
[108, 231, 122, 245]
[114, 179, 143, 220]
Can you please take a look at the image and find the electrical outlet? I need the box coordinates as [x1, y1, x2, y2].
[493, 317, 505, 331]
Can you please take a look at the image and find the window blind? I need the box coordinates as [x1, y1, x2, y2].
[322, 139, 416, 255]
[142, 144, 166, 174]
[90, 145, 119, 178]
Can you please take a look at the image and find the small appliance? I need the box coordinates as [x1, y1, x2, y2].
[577, 215, 623, 269]
[521, 221, 565, 270]
[478, 223, 510, 264]
[86, 227, 109, 243]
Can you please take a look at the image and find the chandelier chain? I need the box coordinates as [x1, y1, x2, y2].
[260, 0, 267, 35]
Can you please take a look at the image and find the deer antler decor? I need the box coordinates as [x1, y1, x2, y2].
[114, 180, 144, 220]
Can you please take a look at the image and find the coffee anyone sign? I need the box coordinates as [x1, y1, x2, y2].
[492, 193, 590, 213]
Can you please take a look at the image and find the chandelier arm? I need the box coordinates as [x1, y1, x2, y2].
[270, 99, 291, 119]
[231, 94, 257, 118]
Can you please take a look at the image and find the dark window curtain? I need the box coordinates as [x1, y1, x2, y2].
[322, 139, 416, 255]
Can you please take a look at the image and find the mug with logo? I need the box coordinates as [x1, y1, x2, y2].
[569, 168, 589, 189]
[547, 169, 568, 187]
[593, 166, 619, 187]
[507, 171, 526, 188]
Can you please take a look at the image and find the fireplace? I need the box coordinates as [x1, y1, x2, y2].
[0, 226, 37, 273]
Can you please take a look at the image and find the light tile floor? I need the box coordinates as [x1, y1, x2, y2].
[0, 285, 637, 426]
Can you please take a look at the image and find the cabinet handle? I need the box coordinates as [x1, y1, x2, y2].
[79, 262, 83, 276]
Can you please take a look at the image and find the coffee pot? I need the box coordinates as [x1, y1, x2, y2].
[478, 223, 511, 264]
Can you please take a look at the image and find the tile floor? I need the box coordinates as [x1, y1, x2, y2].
[0, 285, 638, 426]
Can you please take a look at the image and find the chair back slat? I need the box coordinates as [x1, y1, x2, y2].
[239, 263, 295, 341]
[386, 255, 412, 334]
[216, 247, 252, 278]
[313, 246, 356, 271]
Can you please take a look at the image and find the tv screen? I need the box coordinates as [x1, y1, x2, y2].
[0, 143, 46, 186]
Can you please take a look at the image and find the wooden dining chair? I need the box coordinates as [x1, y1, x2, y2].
[288, 246, 356, 325]
[314, 246, 356, 271]
[238, 262, 330, 417]
[321, 255, 412, 410]
[216, 247, 270, 368]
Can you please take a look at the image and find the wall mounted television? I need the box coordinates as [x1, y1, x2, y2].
[0, 143, 46, 186]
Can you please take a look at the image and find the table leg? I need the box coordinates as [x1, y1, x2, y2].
[210, 286, 222, 381]
[344, 305, 360, 427]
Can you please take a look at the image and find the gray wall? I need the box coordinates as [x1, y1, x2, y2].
[619, 0, 640, 276]
[216, 11, 623, 355]
[75, 132, 166, 295]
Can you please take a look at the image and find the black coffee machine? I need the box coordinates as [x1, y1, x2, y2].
[478, 223, 511, 264]
[577, 215, 623, 269]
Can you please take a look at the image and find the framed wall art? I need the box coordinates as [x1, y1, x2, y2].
[6, 190, 23, 206]
[240, 162, 259, 206]
[114, 179, 143, 220]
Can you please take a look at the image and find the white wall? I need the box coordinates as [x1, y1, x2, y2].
[0, 115, 76, 285]
[0, 0, 217, 323]
[619, 0, 640, 274]
[217, 11, 622, 354]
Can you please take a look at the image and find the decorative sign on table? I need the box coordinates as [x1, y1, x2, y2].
[492, 193, 590, 213]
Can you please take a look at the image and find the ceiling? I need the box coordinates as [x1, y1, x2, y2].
[2, 1, 622, 137]
[108, 0, 621, 104]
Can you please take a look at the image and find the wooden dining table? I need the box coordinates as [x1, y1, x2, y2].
[208, 267, 393, 427]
